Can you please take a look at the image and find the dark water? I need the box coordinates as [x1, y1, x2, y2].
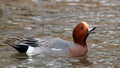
[0, 0, 120, 68]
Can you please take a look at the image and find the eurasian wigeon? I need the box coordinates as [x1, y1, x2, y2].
[8, 21, 96, 57]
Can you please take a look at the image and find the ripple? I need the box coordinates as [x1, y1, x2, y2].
[0, 0, 120, 68]
[24, 27, 32, 30]
[31, 16, 42, 21]
[67, 3, 79, 6]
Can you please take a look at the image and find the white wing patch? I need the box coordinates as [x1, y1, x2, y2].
[51, 48, 62, 51]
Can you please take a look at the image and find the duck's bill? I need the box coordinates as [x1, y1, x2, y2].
[88, 27, 96, 34]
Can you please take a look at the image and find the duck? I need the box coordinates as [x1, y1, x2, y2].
[8, 21, 96, 57]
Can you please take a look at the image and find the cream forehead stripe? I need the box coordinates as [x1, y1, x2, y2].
[81, 21, 89, 28]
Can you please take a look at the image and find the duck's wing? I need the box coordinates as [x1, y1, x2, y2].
[37, 38, 74, 49]
[15, 37, 39, 47]
[16, 37, 74, 49]
[35, 38, 74, 57]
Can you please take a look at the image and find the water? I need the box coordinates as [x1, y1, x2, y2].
[0, 0, 120, 68]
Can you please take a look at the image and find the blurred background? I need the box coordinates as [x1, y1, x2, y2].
[0, 0, 119, 68]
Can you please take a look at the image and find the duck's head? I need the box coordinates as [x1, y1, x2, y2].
[73, 21, 96, 45]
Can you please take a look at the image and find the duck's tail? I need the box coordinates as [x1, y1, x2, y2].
[3, 35, 39, 53]
[10, 44, 29, 53]
[2, 35, 28, 53]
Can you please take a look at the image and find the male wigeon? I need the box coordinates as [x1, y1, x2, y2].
[8, 22, 96, 57]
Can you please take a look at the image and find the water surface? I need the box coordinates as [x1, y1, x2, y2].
[0, 0, 120, 68]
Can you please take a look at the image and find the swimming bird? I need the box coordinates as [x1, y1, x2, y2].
[8, 22, 96, 57]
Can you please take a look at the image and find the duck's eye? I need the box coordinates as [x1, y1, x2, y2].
[80, 27, 84, 30]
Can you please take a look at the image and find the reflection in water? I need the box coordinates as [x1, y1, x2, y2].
[69, 55, 93, 67]
[11, 53, 28, 60]
[10, 53, 92, 68]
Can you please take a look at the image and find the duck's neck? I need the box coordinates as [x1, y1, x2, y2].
[74, 40, 87, 46]
[73, 35, 88, 46]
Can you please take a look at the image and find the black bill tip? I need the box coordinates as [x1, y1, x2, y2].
[88, 27, 96, 34]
